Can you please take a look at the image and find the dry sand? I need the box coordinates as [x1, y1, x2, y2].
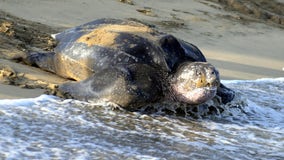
[0, 0, 283, 99]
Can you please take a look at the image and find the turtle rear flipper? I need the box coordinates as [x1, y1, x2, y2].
[24, 52, 56, 73]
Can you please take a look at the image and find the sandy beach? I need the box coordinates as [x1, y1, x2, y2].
[0, 0, 283, 99]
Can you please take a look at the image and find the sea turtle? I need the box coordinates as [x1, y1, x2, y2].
[25, 18, 234, 110]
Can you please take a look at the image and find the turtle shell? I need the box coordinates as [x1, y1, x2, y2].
[52, 18, 206, 81]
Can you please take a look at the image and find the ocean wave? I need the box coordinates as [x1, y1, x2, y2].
[0, 78, 283, 159]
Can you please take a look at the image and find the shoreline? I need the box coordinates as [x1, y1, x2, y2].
[0, 0, 283, 99]
[0, 84, 44, 99]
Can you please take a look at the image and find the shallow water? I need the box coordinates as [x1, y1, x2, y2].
[0, 78, 283, 159]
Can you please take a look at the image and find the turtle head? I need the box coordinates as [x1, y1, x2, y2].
[170, 62, 220, 104]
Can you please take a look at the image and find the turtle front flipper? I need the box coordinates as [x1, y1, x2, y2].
[217, 83, 235, 104]
[56, 64, 163, 110]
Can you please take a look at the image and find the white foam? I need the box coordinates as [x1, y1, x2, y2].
[0, 94, 58, 106]
[0, 78, 283, 159]
[222, 77, 284, 84]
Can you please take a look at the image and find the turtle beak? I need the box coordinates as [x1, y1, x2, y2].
[186, 73, 218, 89]
[195, 73, 207, 88]
[184, 73, 207, 91]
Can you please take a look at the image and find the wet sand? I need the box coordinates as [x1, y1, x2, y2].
[0, 0, 283, 99]
[0, 83, 44, 99]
